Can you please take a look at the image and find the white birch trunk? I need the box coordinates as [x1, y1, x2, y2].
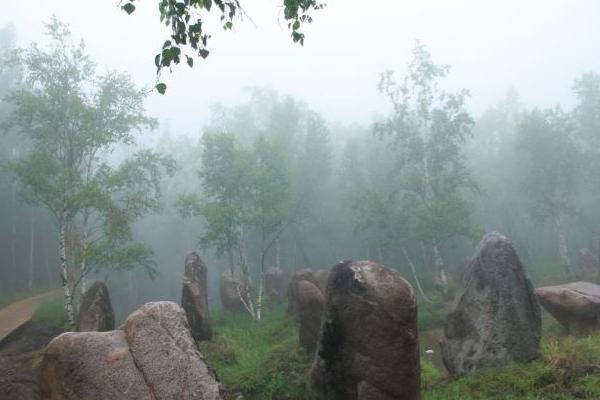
[59, 216, 75, 328]
[28, 212, 35, 291]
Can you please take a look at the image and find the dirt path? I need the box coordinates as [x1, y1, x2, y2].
[0, 290, 61, 342]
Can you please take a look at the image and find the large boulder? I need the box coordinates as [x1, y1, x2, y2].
[263, 267, 286, 303]
[287, 268, 320, 317]
[296, 280, 325, 351]
[41, 301, 224, 400]
[535, 281, 600, 335]
[124, 302, 223, 400]
[41, 331, 153, 400]
[220, 270, 247, 312]
[310, 260, 420, 400]
[182, 252, 212, 341]
[441, 232, 541, 375]
[76, 281, 114, 332]
[314, 269, 330, 295]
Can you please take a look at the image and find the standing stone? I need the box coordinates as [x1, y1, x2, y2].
[314, 269, 330, 295]
[310, 260, 420, 400]
[77, 281, 114, 332]
[182, 252, 212, 341]
[296, 280, 325, 351]
[441, 232, 541, 375]
[263, 267, 286, 303]
[220, 270, 246, 312]
[287, 268, 320, 317]
[535, 281, 600, 335]
[41, 301, 224, 400]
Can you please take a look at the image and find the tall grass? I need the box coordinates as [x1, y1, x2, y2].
[31, 296, 67, 329]
[199, 306, 312, 400]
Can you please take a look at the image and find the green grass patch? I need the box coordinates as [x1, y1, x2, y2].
[199, 306, 312, 400]
[31, 296, 67, 329]
[418, 297, 447, 331]
[423, 333, 600, 400]
[200, 303, 600, 400]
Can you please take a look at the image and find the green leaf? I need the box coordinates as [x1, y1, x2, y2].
[122, 3, 136, 14]
[154, 54, 161, 68]
[199, 49, 209, 59]
[155, 83, 167, 95]
[186, 55, 194, 68]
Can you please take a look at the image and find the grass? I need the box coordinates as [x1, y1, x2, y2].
[423, 334, 600, 400]
[199, 302, 600, 400]
[30, 295, 68, 329]
[199, 306, 313, 400]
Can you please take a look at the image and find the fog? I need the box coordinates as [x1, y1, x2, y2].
[3, 0, 599, 133]
[2, 3, 600, 398]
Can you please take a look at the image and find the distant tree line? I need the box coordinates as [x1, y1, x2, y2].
[1, 18, 599, 322]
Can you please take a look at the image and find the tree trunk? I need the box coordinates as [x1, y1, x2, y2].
[28, 211, 35, 291]
[80, 211, 89, 295]
[401, 246, 432, 303]
[59, 217, 75, 328]
[11, 184, 17, 284]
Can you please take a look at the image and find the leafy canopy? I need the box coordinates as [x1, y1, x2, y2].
[121, 0, 325, 94]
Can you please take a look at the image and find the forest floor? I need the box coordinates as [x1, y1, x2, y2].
[0, 289, 61, 342]
[199, 304, 600, 400]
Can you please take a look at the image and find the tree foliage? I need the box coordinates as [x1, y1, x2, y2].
[121, 0, 325, 93]
[2, 17, 175, 326]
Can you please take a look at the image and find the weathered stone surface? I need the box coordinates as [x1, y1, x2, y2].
[314, 269, 330, 295]
[77, 281, 114, 332]
[41, 301, 224, 400]
[441, 232, 541, 375]
[310, 260, 420, 400]
[263, 267, 286, 303]
[287, 268, 320, 317]
[296, 280, 325, 351]
[124, 302, 223, 400]
[41, 331, 153, 400]
[182, 252, 212, 341]
[220, 270, 247, 312]
[535, 281, 600, 335]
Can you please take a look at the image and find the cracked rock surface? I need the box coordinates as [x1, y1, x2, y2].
[41, 301, 223, 400]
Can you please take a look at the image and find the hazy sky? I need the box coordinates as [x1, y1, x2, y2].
[2, 1, 600, 135]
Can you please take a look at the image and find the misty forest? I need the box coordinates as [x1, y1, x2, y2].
[1, 2, 600, 400]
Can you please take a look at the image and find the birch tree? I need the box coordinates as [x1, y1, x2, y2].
[3, 18, 173, 327]
[515, 107, 579, 276]
[375, 42, 477, 292]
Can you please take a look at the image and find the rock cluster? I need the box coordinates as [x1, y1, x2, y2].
[41, 301, 223, 400]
